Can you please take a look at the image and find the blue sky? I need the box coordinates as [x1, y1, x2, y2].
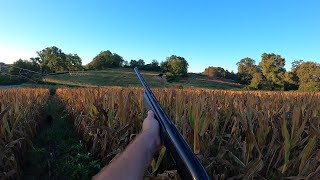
[0, 0, 319, 72]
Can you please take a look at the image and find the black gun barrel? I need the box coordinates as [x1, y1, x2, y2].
[134, 67, 210, 180]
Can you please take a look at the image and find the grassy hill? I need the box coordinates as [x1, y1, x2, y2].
[42, 68, 243, 89]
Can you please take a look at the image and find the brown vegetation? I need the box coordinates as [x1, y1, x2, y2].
[57, 87, 320, 179]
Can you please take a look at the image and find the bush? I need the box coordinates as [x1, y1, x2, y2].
[165, 73, 182, 83]
[0, 75, 28, 85]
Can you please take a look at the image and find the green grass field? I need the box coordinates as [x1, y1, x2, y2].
[42, 68, 242, 89]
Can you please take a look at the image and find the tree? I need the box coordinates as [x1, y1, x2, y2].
[36, 46, 82, 72]
[10, 59, 40, 74]
[160, 61, 168, 72]
[259, 53, 286, 90]
[141, 60, 162, 71]
[162, 55, 188, 76]
[37, 46, 67, 72]
[249, 72, 264, 89]
[291, 60, 303, 73]
[66, 54, 82, 71]
[203, 67, 225, 78]
[225, 70, 240, 82]
[283, 71, 297, 90]
[88, 50, 124, 69]
[296, 62, 320, 91]
[236, 57, 260, 84]
[290, 60, 304, 87]
[123, 60, 129, 67]
[129, 59, 145, 68]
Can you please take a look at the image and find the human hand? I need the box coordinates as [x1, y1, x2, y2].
[142, 110, 162, 153]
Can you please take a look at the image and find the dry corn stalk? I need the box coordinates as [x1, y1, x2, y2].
[57, 87, 320, 179]
[0, 88, 49, 179]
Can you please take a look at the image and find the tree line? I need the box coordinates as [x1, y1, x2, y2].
[7, 46, 320, 91]
[9, 46, 188, 76]
[235, 53, 319, 91]
[203, 53, 319, 91]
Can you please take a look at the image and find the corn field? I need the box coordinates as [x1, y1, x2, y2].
[57, 87, 320, 179]
[0, 88, 49, 179]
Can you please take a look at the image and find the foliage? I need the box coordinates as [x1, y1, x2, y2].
[0, 75, 28, 85]
[296, 61, 320, 91]
[0, 88, 49, 179]
[87, 50, 124, 69]
[283, 71, 298, 90]
[10, 59, 40, 74]
[203, 66, 225, 78]
[57, 87, 320, 179]
[291, 60, 304, 73]
[203, 66, 239, 82]
[259, 53, 286, 90]
[236, 57, 260, 84]
[249, 72, 264, 89]
[129, 59, 145, 68]
[23, 97, 100, 179]
[165, 73, 181, 83]
[142, 60, 162, 71]
[36, 46, 83, 73]
[66, 54, 83, 71]
[161, 55, 188, 76]
[128, 59, 162, 71]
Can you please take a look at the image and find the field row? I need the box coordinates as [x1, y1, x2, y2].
[0, 88, 49, 179]
[57, 87, 320, 179]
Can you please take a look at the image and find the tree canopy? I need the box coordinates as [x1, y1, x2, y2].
[259, 53, 286, 90]
[10, 59, 40, 74]
[129, 59, 145, 68]
[236, 57, 259, 84]
[203, 66, 225, 78]
[37, 46, 83, 72]
[296, 62, 320, 91]
[161, 55, 188, 76]
[87, 50, 124, 69]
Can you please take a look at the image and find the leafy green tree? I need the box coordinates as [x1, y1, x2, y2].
[290, 60, 303, 86]
[291, 60, 303, 73]
[150, 60, 159, 67]
[129, 59, 145, 68]
[141, 60, 161, 71]
[160, 61, 168, 72]
[259, 53, 286, 90]
[137, 59, 145, 67]
[162, 55, 188, 76]
[296, 62, 320, 91]
[249, 72, 264, 89]
[203, 67, 225, 78]
[123, 60, 129, 67]
[236, 57, 260, 84]
[66, 54, 83, 71]
[129, 60, 138, 67]
[88, 50, 124, 69]
[10, 59, 40, 74]
[37, 46, 68, 72]
[283, 71, 298, 90]
[225, 70, 240, 82]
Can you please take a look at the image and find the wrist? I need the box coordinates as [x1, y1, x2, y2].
[141, 130, 159, 154]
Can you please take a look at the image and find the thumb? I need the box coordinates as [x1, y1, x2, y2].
[147, 110, 154, 118]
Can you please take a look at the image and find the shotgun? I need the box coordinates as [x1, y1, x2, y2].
[134, 67, 210, 180]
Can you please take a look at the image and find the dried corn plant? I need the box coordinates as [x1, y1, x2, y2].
[57, 87, 320, 179]
[0, 88, 49, 179]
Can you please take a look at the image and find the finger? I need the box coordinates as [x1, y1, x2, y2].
[147, 110, 154, 118]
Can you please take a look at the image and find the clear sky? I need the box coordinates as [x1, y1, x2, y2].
[0, 0, 319, 72]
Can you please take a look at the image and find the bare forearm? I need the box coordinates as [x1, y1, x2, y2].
[94, 131, 156, 180]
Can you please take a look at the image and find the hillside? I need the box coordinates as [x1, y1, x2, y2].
[42, 68, 243, 89]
